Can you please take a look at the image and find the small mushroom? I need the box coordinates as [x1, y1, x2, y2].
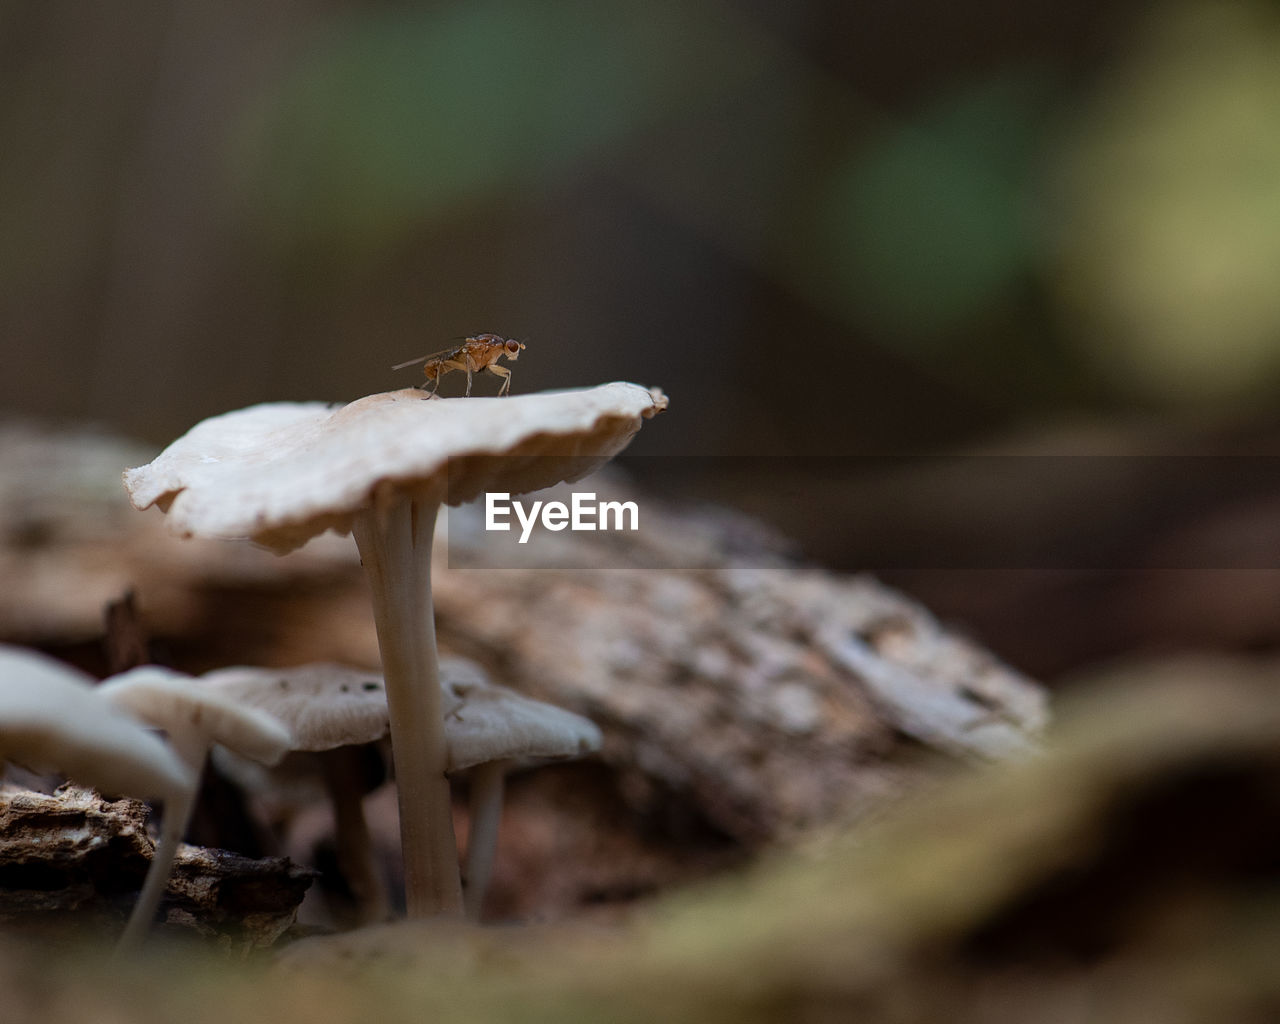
[97, 665, 293, 952]
[124, 383, 666, 917]
[441, 664, 602, 919]
[0, 645, 192, 804]
[200, 663, 403, 925]
[199, 658, 601, 922]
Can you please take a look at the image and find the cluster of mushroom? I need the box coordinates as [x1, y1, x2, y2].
[116, 382, 666, 921]
[204, 659, 601, 921]
[0, 645, 288, 952]
[1, 645, 601, 947]
[2, 382, 664, 946]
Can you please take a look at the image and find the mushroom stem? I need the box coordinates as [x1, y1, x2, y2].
[353, 498, 463, 917]
[116, 731, 206, 954]
[116, 785, 195, 953]
[463, 759, 508, 920]
[319, 747, 390, 925]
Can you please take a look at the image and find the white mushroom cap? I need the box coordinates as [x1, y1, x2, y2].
[97, 665, 292, 767]
[199, 663, 396, 752]
[0, 645, 193, 801]
[123, 384, 668, 554]
[200, 657, 599, 774]
[441, 662, 603, 772]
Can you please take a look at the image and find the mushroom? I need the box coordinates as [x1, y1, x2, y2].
[122, 383, 666, 918]
[0, 645, 193, 804]
[199, 663, 403, 925]
[200, 657, 601, 922]
[96, 665, 293, 952]
[440, 661, 603, 919]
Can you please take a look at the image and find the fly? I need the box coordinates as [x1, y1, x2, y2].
[393, 334, 526, 397]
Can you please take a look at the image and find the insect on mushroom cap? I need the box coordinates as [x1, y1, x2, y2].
[121, 382, 665, 920]
[123, 383, 668, 554]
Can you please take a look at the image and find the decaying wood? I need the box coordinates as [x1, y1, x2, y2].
[260, 663, 1280, 1024]
[434, 480, 1046, 849]
[0, 422, 1047, 920]
[109, 662, 1280, 1022]
[0, 785, 312, 948]
[6, 422, 1277, 1020]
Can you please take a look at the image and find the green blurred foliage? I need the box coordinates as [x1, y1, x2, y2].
[234, 0, 778, 250]
[1050, 0, 1280, 409]
[815, 66, 1059, 343]
[6, 0, 1280, 452]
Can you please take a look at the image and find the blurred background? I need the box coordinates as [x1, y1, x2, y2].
[3, 6, 1280, 1003]
[5, 0, 1280, 679]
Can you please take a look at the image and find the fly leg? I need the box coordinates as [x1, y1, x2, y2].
[463, 344, 482, 397]
[489, 363, 512, 396]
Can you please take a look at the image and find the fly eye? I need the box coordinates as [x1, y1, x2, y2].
[505, 340, 521, 355]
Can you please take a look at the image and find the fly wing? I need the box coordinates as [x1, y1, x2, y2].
[392, 346, 459, 371]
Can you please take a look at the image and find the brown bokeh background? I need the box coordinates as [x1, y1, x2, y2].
[6, 0, 1280, 680]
